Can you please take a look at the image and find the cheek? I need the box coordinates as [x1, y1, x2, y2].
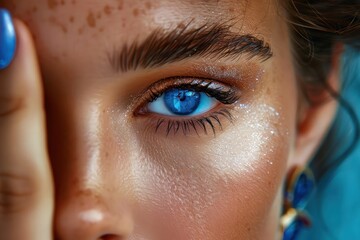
[104, 103, 291, 239]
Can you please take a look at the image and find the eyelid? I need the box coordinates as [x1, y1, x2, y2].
[132, 77, 241, 136]
[133, 76, 240, 116]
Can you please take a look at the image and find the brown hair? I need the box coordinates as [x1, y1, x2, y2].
[285, 1, 360, 180]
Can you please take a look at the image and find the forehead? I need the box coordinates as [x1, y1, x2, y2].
[4, 0, 279, 84]
[8, 0, 274, 34]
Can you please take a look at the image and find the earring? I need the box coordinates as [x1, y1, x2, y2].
[281, 166, 315, 240]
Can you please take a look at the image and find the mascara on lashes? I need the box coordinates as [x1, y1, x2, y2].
[134, 77, 239, 136]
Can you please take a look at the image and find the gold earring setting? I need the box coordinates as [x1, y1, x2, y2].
[281, 167, 315, 240]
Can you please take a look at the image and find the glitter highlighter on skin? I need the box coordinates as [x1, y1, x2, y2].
[0, 0, 359, 239]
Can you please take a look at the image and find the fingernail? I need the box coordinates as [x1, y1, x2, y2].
[0, 9, 16, 70]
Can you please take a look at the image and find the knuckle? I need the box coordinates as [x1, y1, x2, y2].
[0, 172, 37, 214]
[0, 95, 24, 117]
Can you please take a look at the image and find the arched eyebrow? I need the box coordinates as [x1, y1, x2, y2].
[107, 21, 273, 73]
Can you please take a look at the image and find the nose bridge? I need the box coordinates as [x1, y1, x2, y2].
[46, 93, 135, 239]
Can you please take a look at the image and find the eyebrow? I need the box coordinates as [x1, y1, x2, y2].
[108, 21, 273, 73]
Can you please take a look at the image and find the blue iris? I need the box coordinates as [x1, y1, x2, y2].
[148, 88, 216, 116]
[164, 89, 200, 115]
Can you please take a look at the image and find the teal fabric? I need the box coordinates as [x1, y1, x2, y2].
[299, 49, 360, 239]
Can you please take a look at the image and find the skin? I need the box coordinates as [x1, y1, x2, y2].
[0, 0, 339, 239]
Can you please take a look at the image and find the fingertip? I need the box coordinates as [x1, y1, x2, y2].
[13, 18, 38, 58]
[0, 10, 39, 72]
[0, 8, 16, 70]
[0, 14, 43, 115]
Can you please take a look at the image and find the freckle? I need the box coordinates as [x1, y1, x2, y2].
[87, 11, 96, 28]
[104, 5, 112, 15]
[32, 6, 38, 13]
[71, 0, 76, 4]
[229, 8, 235, 13]
[99, 27, 104, 32]
[69, 16, 74, 22]
[132, 8, 139, 17]
[48, 0, 59, 9]
[60, 0, 65, 5]
[117, 0, 123, 10]
[145, 2, 152, 9]
[97, 12, 102, 19]
[78, 27, 84, 34]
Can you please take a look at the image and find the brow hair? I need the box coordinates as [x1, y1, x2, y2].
[107, 21, 273, 72]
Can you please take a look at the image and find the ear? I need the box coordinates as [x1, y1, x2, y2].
[289, 44, 343, 168]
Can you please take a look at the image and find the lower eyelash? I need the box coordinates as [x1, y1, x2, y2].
[154, 108, 234, 136]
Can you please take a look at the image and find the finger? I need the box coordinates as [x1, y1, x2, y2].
[0, 10, 53, 240]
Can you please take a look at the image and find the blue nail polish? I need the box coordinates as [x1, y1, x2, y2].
[0, 9, 16, 70]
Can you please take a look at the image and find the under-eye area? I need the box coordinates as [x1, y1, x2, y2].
[133, 76, 240, 137]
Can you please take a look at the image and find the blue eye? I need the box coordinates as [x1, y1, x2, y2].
[148, 88, 217, 116]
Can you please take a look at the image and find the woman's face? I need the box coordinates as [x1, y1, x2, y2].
[3, 0, 299, 239]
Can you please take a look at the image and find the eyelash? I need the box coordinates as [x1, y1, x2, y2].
[134, 77, 240, 136]
[153, 109, 234, 136]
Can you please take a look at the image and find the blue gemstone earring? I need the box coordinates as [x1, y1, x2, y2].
[281, 166, 315, 240]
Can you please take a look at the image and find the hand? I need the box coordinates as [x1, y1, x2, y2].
[0, 11, 54, 240]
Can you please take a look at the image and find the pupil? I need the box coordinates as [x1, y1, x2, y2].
[164, 89, 201, 115]
[178, 92, 186, 101]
